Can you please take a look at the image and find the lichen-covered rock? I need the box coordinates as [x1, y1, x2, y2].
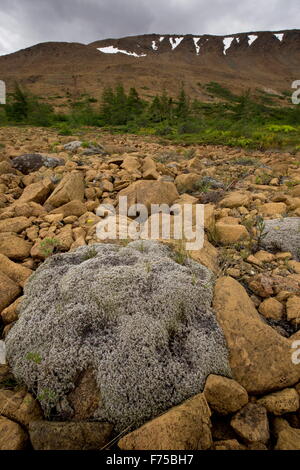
[11, 154, 64, 174]
[5, 241, 231, 432]
[261, 218, 300, 261]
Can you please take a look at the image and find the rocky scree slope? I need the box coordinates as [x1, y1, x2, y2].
[0, 127, 299, 449]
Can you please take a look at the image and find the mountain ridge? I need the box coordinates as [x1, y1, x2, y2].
[0, 29, 299, 103]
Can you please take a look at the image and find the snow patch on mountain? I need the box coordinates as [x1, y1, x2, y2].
[248, 35, 258, 46]
[97, 46, 147, 57]
[152, 40, 158, 51]
[169, 37, 184, 50]
[275, 33, 284, 42]
[193, 37, 201, 55]
[223, 37, 234, 55]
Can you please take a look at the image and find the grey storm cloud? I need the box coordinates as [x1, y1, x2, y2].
[0, 0, 299, 56]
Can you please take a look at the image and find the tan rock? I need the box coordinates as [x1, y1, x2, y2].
[247, 254, 262, 266]
[17, 178, 53, 204]
[286, 296, 300, 324]
[1, 296, 22, 324]
[0, 253, 32, 287]
[213, 277, 300, 394]
[260, 202, 286, 217]
[258, 298, 284, 320]
[0, 161, 13, 175]
[220, 192, 251, 208]
[230, 404, 269, 444]
[291, 184, 300, 197]
[55, 224, 74, 251]
[189, 238, 219, 274]
[274, 418, 300, 450]
[29, 421, 113, 450]
[44, 172, 85, 209]
[14, 201, 46, 218]
[175, 173, 201, 193]
[226, 268, 241, 278]
[204, 375, 248, 415]
[50, 200, 86, 218]
[0, 216, 31, 233]
[217, 216, 240, 225]
[142, 156, 159, 180]
[70, 237, 86, 250]
[26, 225, 39, 241]
[64, 215, 77, 224]
[248, 274, 274, 298]
[215, 222, 249, 245]
[186, 157, 203, 172]
[272, 275, 300, 295]
[121, 155, 141, 176]
[204, 204, 215, 232]
[0, 271, 21, 311]
[100, 180, 114, 192]
[174, 193, 199, 208]
[118, 393, 212, 450]
[118, 180, 179, 212]
[257, 388, 299, 415]
[44, 213, 64, 223]
[213, 439, 246, 450]
[0, 416, 28, 450]
[275, 251, 292, 260]
[0, 233, 32, 260]
[0, 389, 43, 428]
[289, 261, 300, 274]
[67, 368, 101, 420]
[254, 251, 275, 263]
[292, 185, 300, 197]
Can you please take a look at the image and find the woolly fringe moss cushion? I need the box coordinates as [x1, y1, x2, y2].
[6, 241, 231, 431]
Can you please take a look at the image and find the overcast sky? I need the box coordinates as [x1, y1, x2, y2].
[0, 0, 299, 56]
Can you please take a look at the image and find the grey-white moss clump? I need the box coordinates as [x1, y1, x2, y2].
[260, 217, 300, 261]
[5, 241, 231, 431]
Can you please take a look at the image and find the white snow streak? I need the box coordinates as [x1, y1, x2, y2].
[169, 37, 184, 50]
[275, 33, 284, 42]
[97, 46, 147, 57]
[152, 40, 158, 51]
[248, 35, 258, 46]
[193, 37, 201, 55]
[223, 37, 234, 55]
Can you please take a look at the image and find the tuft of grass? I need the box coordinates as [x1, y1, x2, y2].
[82, 246, 98, 260]
[25, 352, 42, 364]
[40, 237, 60, 257]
